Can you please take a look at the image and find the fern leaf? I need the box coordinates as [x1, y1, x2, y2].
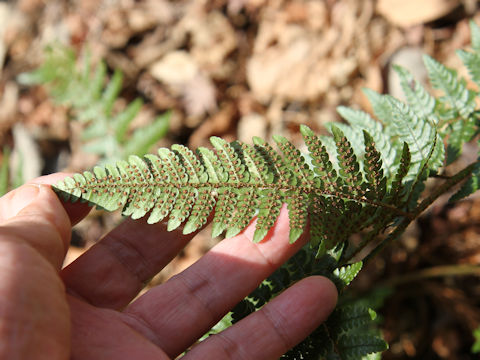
[114, 98, 144, 143]
[253, 189, 283, 242]
[88, 60, 107, 102]
[235, 141, 274, 185]
[424, 54, 476, 118]
[457, 49, 480, 88]
[362, 88, 394, 129]
[19, 45, 168, 161]
[286, 191, 309, 243]
[333, 262, 363, 287]
[326, 122, 365, 161]
[446, 115, 476, 164]
[197, 147, 232, 237]
[331, 125, 363, 195]
[300, 125, 337, 192]
[337, 334, 388, 360]
[450, 161, 480, 202]
[225, 188, 259, 238]
[272, 134, 315, 187]
[101, 69, 123, 116]
[210, 136, 249, 184]
[367, 90, 443, 179]
[0, 147, 10, 196]
[54, 127, 417, 243]
[470, 20, 480, 53]
[123, 114, 170, 158]
[329, 304, 376, 334]
[363, 131, 386, 199]
[337, 106, 397, 175]
[252, 136, 291, 185]
[389, 142, 411, 206]
[392, 64, 438, 123]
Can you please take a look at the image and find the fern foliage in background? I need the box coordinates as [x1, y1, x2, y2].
[53, 21, 480, 359]
[0, 147, 10, 196]
[18, 45, 169, 161]
[0, 146, 25, 197]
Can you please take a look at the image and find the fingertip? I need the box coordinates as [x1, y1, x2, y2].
[29, 173, 92, 226]
[302, 276, 339, 319]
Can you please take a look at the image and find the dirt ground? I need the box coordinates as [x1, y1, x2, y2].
[1, 0, 480, 358]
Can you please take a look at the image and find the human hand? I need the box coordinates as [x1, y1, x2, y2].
[0, 174, 337, 360]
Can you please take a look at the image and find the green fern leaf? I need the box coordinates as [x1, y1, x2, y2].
[337, 334, 388, 360]
[272, 134, 315, 187]
[54, 125, 420, 247]
[457, 49, 480, 88]
[225, 188, 260, 238]
[114, 98, 144, 143]
[446, 114, 476, 164]
[363, 131, 386, 199]
[19, 45, 168, 161]
[285, 191, 309, 243]
[300, 125, 337, 192]
[470, 20, 480, 53]
[337, 106, 397, 176]
[331, 125, 363, 193]
[87, 60, 107, 101]
[392, 64, 438, 123]
[389, 142, 411, 206]
[366, 90, 443, 179]
[424, 54, 476, 118]
[210, 136, 249, 184]
[450, 161, 480, 202]
[333, 262, 363, 287]
[252, 136, 291, 185]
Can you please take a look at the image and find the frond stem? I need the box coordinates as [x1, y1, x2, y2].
[380, 263, 480, 287]
[364, 160, 479, 263]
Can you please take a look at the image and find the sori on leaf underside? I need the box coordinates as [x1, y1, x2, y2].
[54, 123, 414, 256]
[54, 20, 480, 360]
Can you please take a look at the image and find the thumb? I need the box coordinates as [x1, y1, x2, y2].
[0, 183, 72, 270]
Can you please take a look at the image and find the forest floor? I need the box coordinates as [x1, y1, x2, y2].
[1, 0, 480, 358]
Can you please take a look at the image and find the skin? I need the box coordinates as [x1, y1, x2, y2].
[0, 173, 337, 360]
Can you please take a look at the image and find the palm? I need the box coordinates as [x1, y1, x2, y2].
[0, 175, 337, 360]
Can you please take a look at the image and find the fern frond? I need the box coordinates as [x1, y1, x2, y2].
[333, 262, 363, 287]
[424, 55, 476, 118]
[364, 89, 444, 179]
[450, 160, 480, 202]
[457, 49, 480, 88]
[470, 20, 480, 52]
[18, 45, 168, 161]
[55, 127, 407, 246]
[337, 106, 397, 176]
[392, 64, 438, 123]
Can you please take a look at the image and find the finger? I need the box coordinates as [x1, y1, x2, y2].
[61, 217, 197, 310]
[122, 205, 308, 358]
[183, 276, 338, 360]
[0, 173, 91, 226]
[0, 183, 71, 270]
[30, 173, 92, 226]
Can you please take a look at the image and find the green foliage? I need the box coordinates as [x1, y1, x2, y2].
[18, 46, 169, 161]
[54, 123, 409, 254]
[203, 247, 386, 359]
[0, 147, 10, 197]
[472, 325, 480, 353]
[0, 146, 25, 197]
[51, 22, 480, 359]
